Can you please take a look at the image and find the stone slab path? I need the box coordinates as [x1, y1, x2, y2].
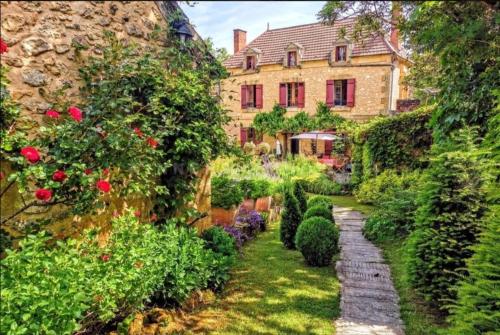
[333, 207, 405, 335]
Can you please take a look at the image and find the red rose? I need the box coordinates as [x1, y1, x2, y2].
[20, 146, 40, 164]
[84, 168, 93, 175]
[35, 188, 52, 202]
[150, 213, 158, 222]
[134, 210, 141, 218]
[133, 127, 144, 138]
[0, 38, 7, 54]
[46, 109, 60, 119]
[52, 170, 67, 182]
[68, 106, 83, 122]
[101, 254, 110, 262]
[146, 137, 158, 149]
[102, 168, 110, 176]
[96, 179, 111, 193]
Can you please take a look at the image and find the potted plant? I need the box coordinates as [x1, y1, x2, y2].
[240, 179, 257, 211]
[211, 175, 244, 226]
[253, 179, 273, 212]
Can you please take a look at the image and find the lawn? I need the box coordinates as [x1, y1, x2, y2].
[327, 195, 375, 215]
[182, 218, 340, 335]
[379, 239, 448, 335]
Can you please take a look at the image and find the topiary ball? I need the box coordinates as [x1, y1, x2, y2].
[295, 216, 339, 266]
[303, 205, 333, 221]
[307, 195, 333, 210]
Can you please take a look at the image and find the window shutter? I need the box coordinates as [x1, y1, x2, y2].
[326, 80, 334, 107]
[255, 85, 263, 109]
[279, 83, 287, 107]
[347, 79, 355, 107]
[240, 127, 247, 147]
[241, 85, 247, 109]
[297, 82, 305, 108]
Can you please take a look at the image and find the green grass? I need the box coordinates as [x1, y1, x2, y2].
[324, 194, 376, 215]
[185, 219, 340, 335]
[379, 239, 448, 335]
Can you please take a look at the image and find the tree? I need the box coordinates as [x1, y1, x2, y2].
[280, 187, 302, 249]
[318, 1, 499, 139]
[293, 181, 307, 215]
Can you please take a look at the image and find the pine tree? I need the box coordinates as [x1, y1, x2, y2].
[293, 181, 307, 215]
[280, 188, 302, 249]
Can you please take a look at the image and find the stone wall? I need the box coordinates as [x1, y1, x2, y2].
[0, 1, 212, 234]
[222, 56, 394, 143]
[396, 99, 420, 113]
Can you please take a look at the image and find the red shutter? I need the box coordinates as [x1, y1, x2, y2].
[297, 82, 305, 108]
[255, 84, 263, 109]
[240, 127, 247, 147]
[279, 83, 287, 107]
[346, 79, 355, 107]
[326, 80, 334, 107]
[241, 85, 247, 109]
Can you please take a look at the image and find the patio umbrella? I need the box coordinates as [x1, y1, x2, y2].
[290, 132, 342, 141]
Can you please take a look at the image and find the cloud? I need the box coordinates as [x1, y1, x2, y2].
[180, 1, 325, 53]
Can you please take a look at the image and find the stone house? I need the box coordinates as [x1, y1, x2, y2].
[221, 18, 413, 153]
[0, 1, 212, 233]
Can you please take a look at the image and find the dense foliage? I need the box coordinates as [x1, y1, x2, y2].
[240, 178, 272, 200]
[293, 181, 307, 215]
[201, 226, 237, 290]
[298, 175, 343, 196]
[307, 195, 333, 211]
[405, 131, 487, 309]
[353, 107, 432, 182]
[0, 213, 231, 334]
[211, 175, 244, 209]
[280, 187, 302, 249]
[253, 102, 356, 137]
[303, 205, 333, 222]
[295, 216, 339, 267]
[355, 169, 422, 205]
[1, 29, 230, 230]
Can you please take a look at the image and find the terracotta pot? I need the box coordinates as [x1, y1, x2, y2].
[211, 207, 237, 226]
[255, 196, 272, 212]
[241, 198, 255, 211]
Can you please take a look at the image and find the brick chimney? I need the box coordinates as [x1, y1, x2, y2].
[233, 29, 247, 54]
[390, 2, 401, 50]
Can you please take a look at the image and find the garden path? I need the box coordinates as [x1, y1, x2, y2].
[333, 207, 405, 335]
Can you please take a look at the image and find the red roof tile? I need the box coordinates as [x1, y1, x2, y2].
[224, 19, 394, 68]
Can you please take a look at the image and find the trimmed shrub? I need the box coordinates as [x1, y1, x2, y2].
[257, 142, 271, 155]
[211, 175, 244, 209]
[280, 187, 302, 249]
[293, 181, 307, 215]
[252, 179, 272, 199]
[201, 227, 237, 290]
[295, 216, 339, 266]
[243, 141, 256, 154]
[307, 195, 333, 210]
[303, 205, 333, 222]
[445, 205, 500, 335]
[406, 131, 487, 309]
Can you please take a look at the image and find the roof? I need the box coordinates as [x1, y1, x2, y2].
[224, 19, 396, 68]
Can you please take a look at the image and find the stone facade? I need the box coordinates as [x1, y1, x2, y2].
[222, 54, 411, 147]
[0, 1, 212, 233]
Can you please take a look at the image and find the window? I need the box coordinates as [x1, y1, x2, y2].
[335, 45, 347, 62]
[287, 83, 299, 107]
[240, 127, 262, 146]
[246, 56, 255, 70]
[287, 51, 297, 67]
[280, 82, 304, 108]
[334, 80, 348, 106]
[241, 84, 263, 109]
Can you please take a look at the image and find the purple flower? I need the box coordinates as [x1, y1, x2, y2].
[223, 226, 248, 249]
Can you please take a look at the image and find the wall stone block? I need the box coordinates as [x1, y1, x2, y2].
[21, 38, 53, 56]
[22, 69, 47, 87]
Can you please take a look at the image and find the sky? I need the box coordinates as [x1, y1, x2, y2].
[180, 1, 326, 54]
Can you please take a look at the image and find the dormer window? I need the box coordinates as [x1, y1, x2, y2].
[246, 56, 256, 70]
[288, 51, 297, 67]
[336, 45, 347, 62]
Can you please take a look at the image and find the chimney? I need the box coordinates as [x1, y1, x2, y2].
[233, 29, 247, 54]
[390, 2, 401, 50]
